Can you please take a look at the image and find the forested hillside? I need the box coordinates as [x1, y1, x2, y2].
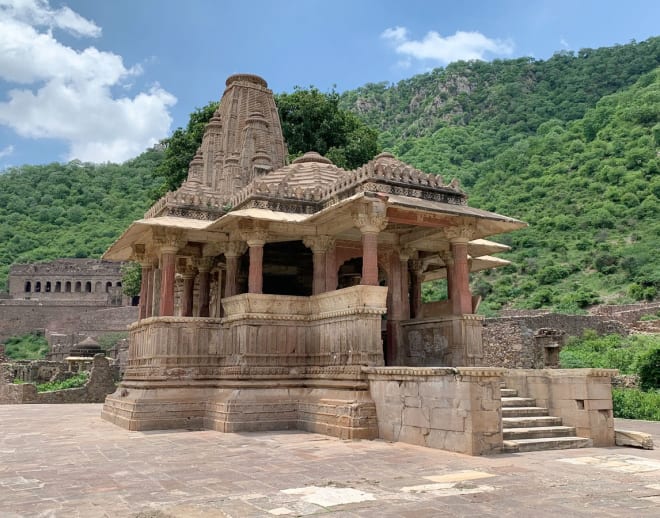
[0, 150, 162, 291]
[0, 37, 658, 312]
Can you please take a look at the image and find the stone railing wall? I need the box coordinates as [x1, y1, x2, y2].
[364, 366, 504, 455]
[123, 285, 388, 380]
[399, 315, 484, 367]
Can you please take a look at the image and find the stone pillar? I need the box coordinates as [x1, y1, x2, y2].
[439, 250, 454, 306]
[224, 241, 247, 298]
[399, 248, 412, 320]
[196, 257, 214, 317]
[140, 264, 153, 320]
[159, 247, 177, 317]
[446, 225, 474, 315]
[409, 259, 423, 319]
[325, 244, 337, 292]
[304, 236, 334, 294]
[243, 231, 267, 294]
[153, 229, 184, 317]
[353, 201, 388, 286]
[181, 265, 196, 318]
[151, 265, 160, 317]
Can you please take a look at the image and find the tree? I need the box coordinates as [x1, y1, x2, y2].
[153, 88, 380, 193]
[154, 102, 219, 193]
[276, 87, 380, 168]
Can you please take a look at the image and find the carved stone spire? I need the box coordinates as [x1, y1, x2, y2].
[145, 74, 288, 221]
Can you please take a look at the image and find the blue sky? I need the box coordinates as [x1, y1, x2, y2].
[0, 0, 658, 169]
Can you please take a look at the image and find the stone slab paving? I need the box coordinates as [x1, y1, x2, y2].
[1, 406, 659, 517]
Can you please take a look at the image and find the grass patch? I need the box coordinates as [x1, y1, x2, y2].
[612, 388, 660, 421]
[4, 332, 48, 360]
[36, 372, 88, 393]
[559, 331, 659, 374]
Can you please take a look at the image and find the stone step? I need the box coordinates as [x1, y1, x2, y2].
[503, 426, 576, 440]
[502, 406, 550, 418]
[502, 436, 593, 453]
[501, 397, 537, 407]
[502, 416, 563, 428]
[500, 388, 518, 397]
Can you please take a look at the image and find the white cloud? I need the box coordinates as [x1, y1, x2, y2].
[560, 37, 570, 49]
[381, 26, 514, 65]
[0, 0, 100, 37]
[0, 144, 14, 158]
[0, 0, 176, 163]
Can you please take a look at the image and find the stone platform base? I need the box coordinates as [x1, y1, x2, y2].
[102, 382, 378, 440]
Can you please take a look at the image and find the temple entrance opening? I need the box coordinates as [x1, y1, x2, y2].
[262, 241, 312, 296]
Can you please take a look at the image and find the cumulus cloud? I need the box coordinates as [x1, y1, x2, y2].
[0, 0, 176, 163]
[381, 26, 514, 65]
[0, 144, 14, 158]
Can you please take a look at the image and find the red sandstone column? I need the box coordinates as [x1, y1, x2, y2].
[353, 201, 387, 287]
[197, 257, 213, 317]
[139, 264, 152, 320]
[223, 241, 247, 298]
[304, 236, 334, 294]
[399, 249, 412, 320]
[325, 245, 337, 292]
[451, 239, 473, 314]
[440, 250, 454, 307]
[149, 265, 159, 317]
[159, 246, 178, 316]
[247, 241, 265, 294]
[181, 269, 195, 317]
[361, 232, 379, 286]
[410, 259, 423, 318]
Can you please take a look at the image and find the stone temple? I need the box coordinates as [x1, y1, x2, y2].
[101, 74, 616, 455]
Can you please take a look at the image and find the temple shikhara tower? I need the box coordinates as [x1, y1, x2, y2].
[102, 75, 616, 455]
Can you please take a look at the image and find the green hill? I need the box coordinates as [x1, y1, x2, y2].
[0, 37, 658, 313]
[0, 150, 162, 290]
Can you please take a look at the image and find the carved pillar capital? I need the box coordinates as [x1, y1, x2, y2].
[195, 256, 215, 273]
[398, 247, 415, 262]
[410, 259, 425, 275]
[443, 224, 475, 244]
[153, 228, 186, 255]
[224, 241, 248, 258]
[303, 235, 335, 254]
[242, 230, 269, 247]
[439, 250, 454, 267]
[352, 200, 388, 234]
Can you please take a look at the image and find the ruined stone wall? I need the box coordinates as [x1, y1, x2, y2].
[482, 314, 627, 369]
[0, 301, 137, 344]
[8, 259, 127, 304]
[0, 355, 116, 404]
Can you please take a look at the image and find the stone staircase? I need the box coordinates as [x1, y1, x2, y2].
[500, 385, 593, 453]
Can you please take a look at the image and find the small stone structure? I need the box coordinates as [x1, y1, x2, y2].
[0, 354, 117, 404]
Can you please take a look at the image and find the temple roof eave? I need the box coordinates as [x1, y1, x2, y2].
[423, 255, 512, 282]
[102, 217, 219, 261]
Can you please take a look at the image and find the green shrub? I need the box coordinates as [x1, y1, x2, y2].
[612, 388, 660, 421]
[637, 347, 660, 391]
[559, 332, 659, 374]
[4, 332, 48, 360]
[36, 372, 89, 393]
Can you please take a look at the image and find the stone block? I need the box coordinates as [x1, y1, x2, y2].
[615, 429, 654, 450]
[586, 399, 613, 410]
[430, 408, 466, 432]
[402, 407, 429, 428]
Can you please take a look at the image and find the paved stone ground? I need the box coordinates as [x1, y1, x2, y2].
[1, 405, 659, 517]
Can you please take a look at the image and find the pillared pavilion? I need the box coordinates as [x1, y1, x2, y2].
[101, 74, 529, 444]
